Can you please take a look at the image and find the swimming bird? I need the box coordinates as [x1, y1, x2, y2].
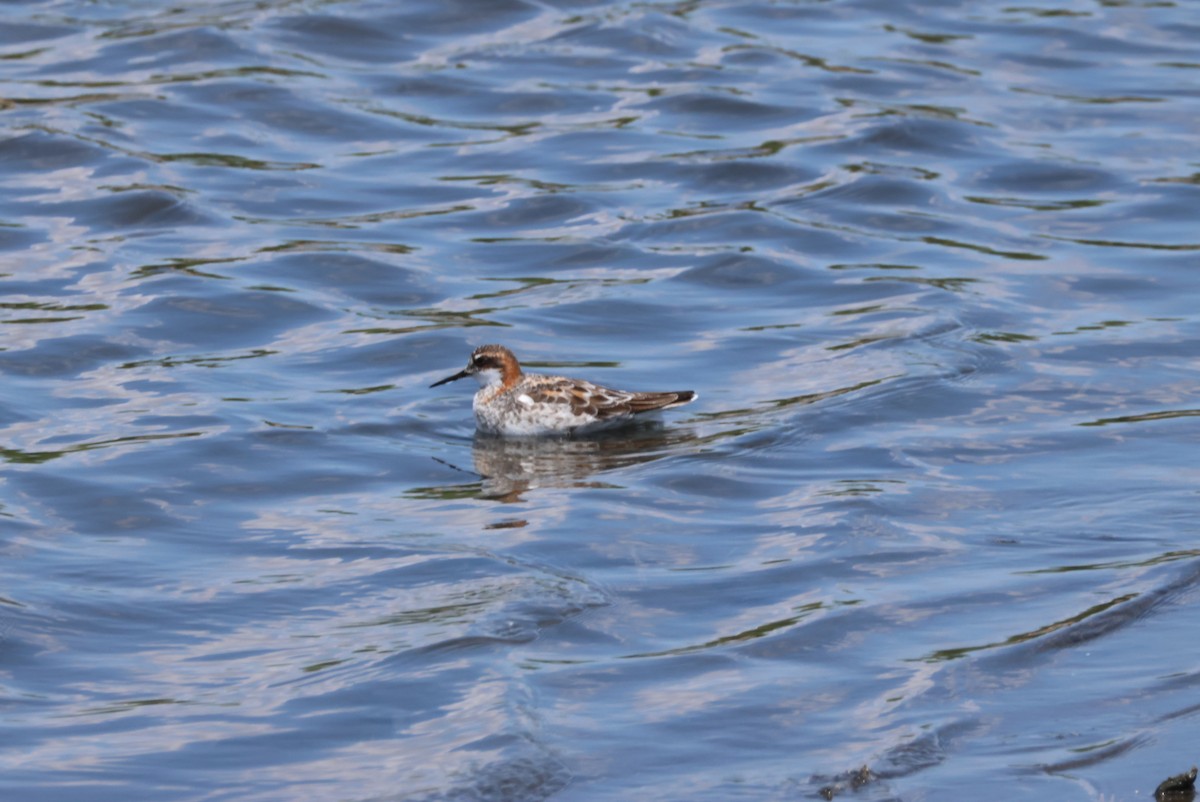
[429, 344, 697, 436]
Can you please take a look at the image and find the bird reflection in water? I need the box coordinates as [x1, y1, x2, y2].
[412, 420, 699, 504]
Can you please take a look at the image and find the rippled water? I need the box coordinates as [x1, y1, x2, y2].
[2, 1, 1198, 800]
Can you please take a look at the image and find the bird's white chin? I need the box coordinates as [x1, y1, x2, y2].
[473, 368, 504, 389]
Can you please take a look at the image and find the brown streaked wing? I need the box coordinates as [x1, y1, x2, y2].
[522, 378, 694, 419]
[523, 377, 582, 406]
[627, 391, 693, 413]
[626, 393, 673, 413]
[591, 389, 635, 419]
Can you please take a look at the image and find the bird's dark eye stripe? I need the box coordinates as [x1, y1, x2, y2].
[473, 356, 497, 368]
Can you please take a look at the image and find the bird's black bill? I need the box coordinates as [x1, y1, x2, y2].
[430, 368, 471, 388]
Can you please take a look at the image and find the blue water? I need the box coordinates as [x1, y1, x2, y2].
[2, 1, 1198, 800]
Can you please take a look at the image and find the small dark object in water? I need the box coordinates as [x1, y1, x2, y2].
[818, 765, 874, 799]
[1155, 766, 1197, 801]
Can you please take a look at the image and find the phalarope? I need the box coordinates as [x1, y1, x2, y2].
[430, 344, 697, 436]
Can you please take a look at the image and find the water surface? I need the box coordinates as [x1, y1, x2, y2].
[1, 1, 1198, 800]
